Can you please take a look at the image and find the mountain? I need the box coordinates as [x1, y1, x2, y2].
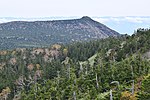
[0, 16, 120, 49]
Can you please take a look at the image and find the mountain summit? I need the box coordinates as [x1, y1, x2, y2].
[81, 16, 93, 20]
[0, 16, 120, 49]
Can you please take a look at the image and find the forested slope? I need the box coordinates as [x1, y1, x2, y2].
[0, 28, 150, 100]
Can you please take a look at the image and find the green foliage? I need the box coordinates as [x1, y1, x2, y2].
[0, 28, 150, 99]
[138, 74, 150, 100]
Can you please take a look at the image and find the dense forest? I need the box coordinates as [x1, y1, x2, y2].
[0, 28, 150, 100]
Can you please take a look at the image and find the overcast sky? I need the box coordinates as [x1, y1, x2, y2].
[0, 0, 150, 34]
[0, 0, 150, 17]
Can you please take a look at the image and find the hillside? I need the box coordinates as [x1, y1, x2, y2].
[0, 28, 150, 100]
[0, 16, 119, 49]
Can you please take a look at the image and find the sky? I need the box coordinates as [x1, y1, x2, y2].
[0, 0, 150, 17]
[0, 0, 150, 34]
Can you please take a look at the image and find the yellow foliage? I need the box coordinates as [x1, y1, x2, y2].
[0, 87, 11, 99]
[4, 87, 11, 93]
[63, 48, 68, 56]
[120, 91, 137, 100]
[12, 51, 16, 55]
[52, 44, 61, 50]
[144, 74, 150, 79]
[36, 64, 41, 70]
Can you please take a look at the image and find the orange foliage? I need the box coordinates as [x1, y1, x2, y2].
[27, 64, 34, 71]
[0, 51, 7, 55]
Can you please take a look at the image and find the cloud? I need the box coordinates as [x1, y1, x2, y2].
[93, 18, 110, 23]
[124, 17, 143, 23]
[0, 16, 82, 23]
[93, 17, 124, 24]
[0, 18, 15, 23]
[93, 17, 150, 24]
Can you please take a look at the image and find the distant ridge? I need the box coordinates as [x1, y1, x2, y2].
[0, 16, 120, 49]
